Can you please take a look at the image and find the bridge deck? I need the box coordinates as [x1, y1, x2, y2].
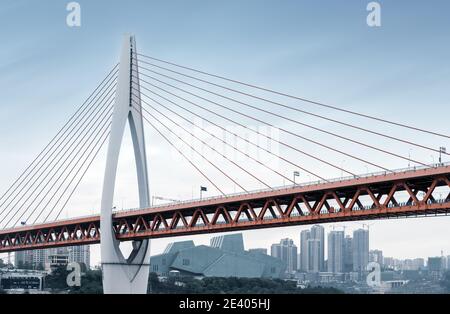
[1, 165, 450, 253]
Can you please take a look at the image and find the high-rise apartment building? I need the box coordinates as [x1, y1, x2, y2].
[300, 230, 310, 272]
[343, 235, 353, 272]
[353, 229, 369, 273]
[271, 238, 298, 273]
[328, 231, 345, 273]
[300, 225, 325, 273]
[310, 225, 325, 271]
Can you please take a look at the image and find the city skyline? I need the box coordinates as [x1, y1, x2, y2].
[4, 229, 450, 294]
[3, 231, 449, 274]
[4, 218, 450, 268]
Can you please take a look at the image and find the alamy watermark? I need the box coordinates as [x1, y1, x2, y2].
[366, 262, 382, 287]
[167, 120, 282, 173]
[64, 2, 381, 29]
[366, 2, 381, 27]
[66, 262, 82, 287]
[66, 2, 81, 27]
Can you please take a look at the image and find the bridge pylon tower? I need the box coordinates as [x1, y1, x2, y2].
[100, 34, 151, 294]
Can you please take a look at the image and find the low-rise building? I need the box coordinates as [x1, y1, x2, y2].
[0, 269, 46, 291]
[150, 233, 285, 278]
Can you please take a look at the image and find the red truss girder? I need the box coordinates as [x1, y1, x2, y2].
[1, 166, 450, 253]
[0, 218, 100, 252]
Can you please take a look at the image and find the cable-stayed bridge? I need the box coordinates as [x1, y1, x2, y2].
[0, 35, 449, 293]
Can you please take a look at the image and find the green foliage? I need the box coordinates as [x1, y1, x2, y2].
[69, 268, 103, 294]
[148, 273, 343, 294]
[45, 269, 342, 294]
[45, 265, 103, 294]
[45, 266, 70, 291]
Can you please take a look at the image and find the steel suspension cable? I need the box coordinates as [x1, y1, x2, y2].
[51, 128, 111, 222]
[135, 75, 390, 173]
[20, 104, 114, 227]
[0, 76, 118, 215]
[136, 73, 427, 168]
[0, 64, 118, 207]
[6, 101, 114, 228]
[132, 106, 225, 196]
[135, 78, 369, 177]
[134, 69, 390, 172]
[136, 53, 449, 139]
[136, 87, 329, 181]
[0, 90, 116, 227]
[132, 89, 295, 185]
[40, 118, 113, 224]
[23, 111, 113, 226]
[0, 86, 116, 225]
[136, 63, 448, 157]
[135, 104, 248, 193]
[131, 96, 272, 189]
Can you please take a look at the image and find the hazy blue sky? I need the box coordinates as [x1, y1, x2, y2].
[1, 1, 450, 265]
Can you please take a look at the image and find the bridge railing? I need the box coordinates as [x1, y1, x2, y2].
[116, 162, 450, 215]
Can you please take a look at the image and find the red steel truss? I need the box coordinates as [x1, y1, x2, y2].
[1, 166, 450, 253]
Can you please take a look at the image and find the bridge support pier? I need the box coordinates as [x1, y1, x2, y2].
[100, 34, 151, 294]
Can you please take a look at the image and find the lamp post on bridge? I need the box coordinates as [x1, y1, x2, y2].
[439, 146, 446, 165]
[408, 149, 412, 168]
[293, 171, 300, 185]
[200, 186, 207, 200]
